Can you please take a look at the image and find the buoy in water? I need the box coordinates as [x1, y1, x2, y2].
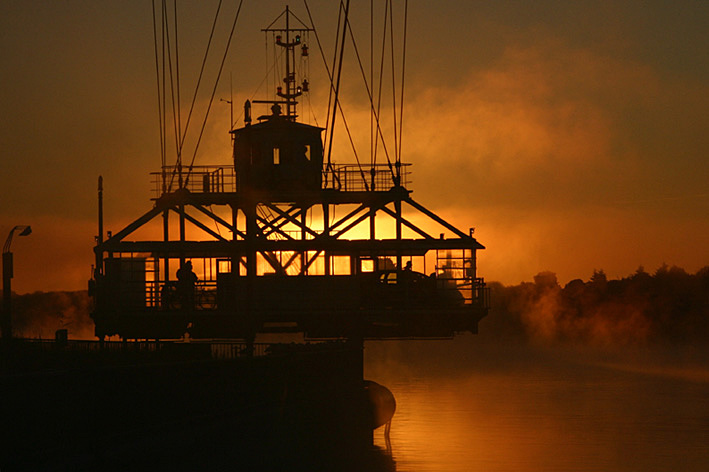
[364, 380, 396, 430]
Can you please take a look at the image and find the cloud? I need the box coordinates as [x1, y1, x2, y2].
[327, 34, 709, 285]
[396, 38, 668, 209]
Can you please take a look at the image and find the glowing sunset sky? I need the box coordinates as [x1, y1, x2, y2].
[1, 1, 707, 293]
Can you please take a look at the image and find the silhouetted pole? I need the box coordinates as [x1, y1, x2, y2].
[2, 253, 12, 340]
[2, 225, 32, 340]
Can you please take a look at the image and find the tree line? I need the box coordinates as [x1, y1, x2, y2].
[484, 265, 709, 345]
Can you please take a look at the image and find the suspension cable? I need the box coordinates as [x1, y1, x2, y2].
[398, 0, 408, 164]
[302, 0, 341, 186]
[184, 0, 245, 187]
[151, 0, 166, 192]
[161, 1, 167, 188]
[345, 13, 395, 181]
[179, 1, 222, 159]
[370, 0, 374, 168]
[326, 0, 350, 184]
[162, 0, 181, 184]
[173, 0, 182, 162]
[373, 0, 389, 176]
[389, 0, 398, 179]
[168, 0, 224, 191]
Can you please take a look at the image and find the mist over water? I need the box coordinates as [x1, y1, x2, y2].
[364, 335, 709, 472]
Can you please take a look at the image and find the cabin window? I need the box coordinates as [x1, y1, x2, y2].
[273, 147, 280, 165]
[361, 259, 374, 273]
[305, 144, 311, 161]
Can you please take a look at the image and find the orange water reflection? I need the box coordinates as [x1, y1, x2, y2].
[366, 338, 709, 472]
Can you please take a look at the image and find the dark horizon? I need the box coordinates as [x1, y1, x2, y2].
[6, 262, 707, 344]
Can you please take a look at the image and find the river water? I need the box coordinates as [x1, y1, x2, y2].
[364, 335, 709, 472]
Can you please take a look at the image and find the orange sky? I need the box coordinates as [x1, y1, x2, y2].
[1, 1, 708, 293]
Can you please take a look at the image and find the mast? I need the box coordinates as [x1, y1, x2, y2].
[262, 6, 313, 120]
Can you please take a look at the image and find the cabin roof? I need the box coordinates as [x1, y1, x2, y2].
[230, 118, 324, 136]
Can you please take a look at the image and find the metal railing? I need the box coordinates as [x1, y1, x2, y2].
[151, 166, 237, 198]
[325, 163, 411, 191]
[150, 163, 411, 196]
[146, 280, 218, 310]
[17, 338, 271, 359]
[15, 339, 351, 361]
[210, 342, 270, 359]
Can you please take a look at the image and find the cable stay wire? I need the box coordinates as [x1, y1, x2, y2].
[302, 0, 343, 186]
[232, 47, 285, 126]
[373, 0, 391, 180]
[184, 0, 245, 188]
[168, 0, 224, 191]
[152, 0, 184, 190]
[305, 0, 370, 189]
[151, 0, 166, 191]
[398, 0, 408, 164]
[262, 7, 311, 33]
[388, 0, 398, 180]
[161, 1, 182, 185]
[344, 8, 396, 182]
[173, 0, 182, 168]
[374, 2, 394, 175]
[161, 2, 168, 189]
[325, 0, 351, 189]
[306, 0, 342, 177]
[305, 0, 406, 188]
[370, 0, 374, 170]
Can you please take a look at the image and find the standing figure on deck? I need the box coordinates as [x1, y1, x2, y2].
[176, 261, 198, 310]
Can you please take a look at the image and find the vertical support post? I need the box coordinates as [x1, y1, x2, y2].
[231, 205, 239, 276]
[323, 203, 331, 276]
[300, 206, 307, 275]
[98, 176, 104, 245]
[179, 205, 186, 243]
[369, 206, 376, 240]
[163, 209, 170, 282]
[395, 198, 402, 269]
[3, 226, 30, 340]
[2, 252, 13, 340]
[95, 176, 104, 283]
[179, 204, 186, 276]
[244, 202, 258, 353]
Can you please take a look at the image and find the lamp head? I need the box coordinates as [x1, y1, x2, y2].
[4, 225, 32, 253]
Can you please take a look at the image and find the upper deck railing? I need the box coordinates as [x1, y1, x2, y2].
[325, 163, 411, 191]
[151, 166, 237, 198]
[151, 163, 411, 199]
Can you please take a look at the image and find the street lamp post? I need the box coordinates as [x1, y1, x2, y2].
[2, 225, 32, 340]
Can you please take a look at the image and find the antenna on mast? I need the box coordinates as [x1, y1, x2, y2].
[262, 5, 313, 121]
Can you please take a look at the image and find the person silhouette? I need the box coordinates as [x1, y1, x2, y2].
[176, 260, 198, 309]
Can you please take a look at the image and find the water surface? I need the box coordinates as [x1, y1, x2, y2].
[365, 336, 709, 471]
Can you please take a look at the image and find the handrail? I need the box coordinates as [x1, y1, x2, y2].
[151, 165, 237, 198]
[324, 163, 411, 191]
[150, 162, 411, 197]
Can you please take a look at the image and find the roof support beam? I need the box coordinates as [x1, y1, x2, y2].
[103, 206, 164, 244]
[172, 207, 228, 241]
[379, 205, 434, 239]
[405, 197, 471, 240]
